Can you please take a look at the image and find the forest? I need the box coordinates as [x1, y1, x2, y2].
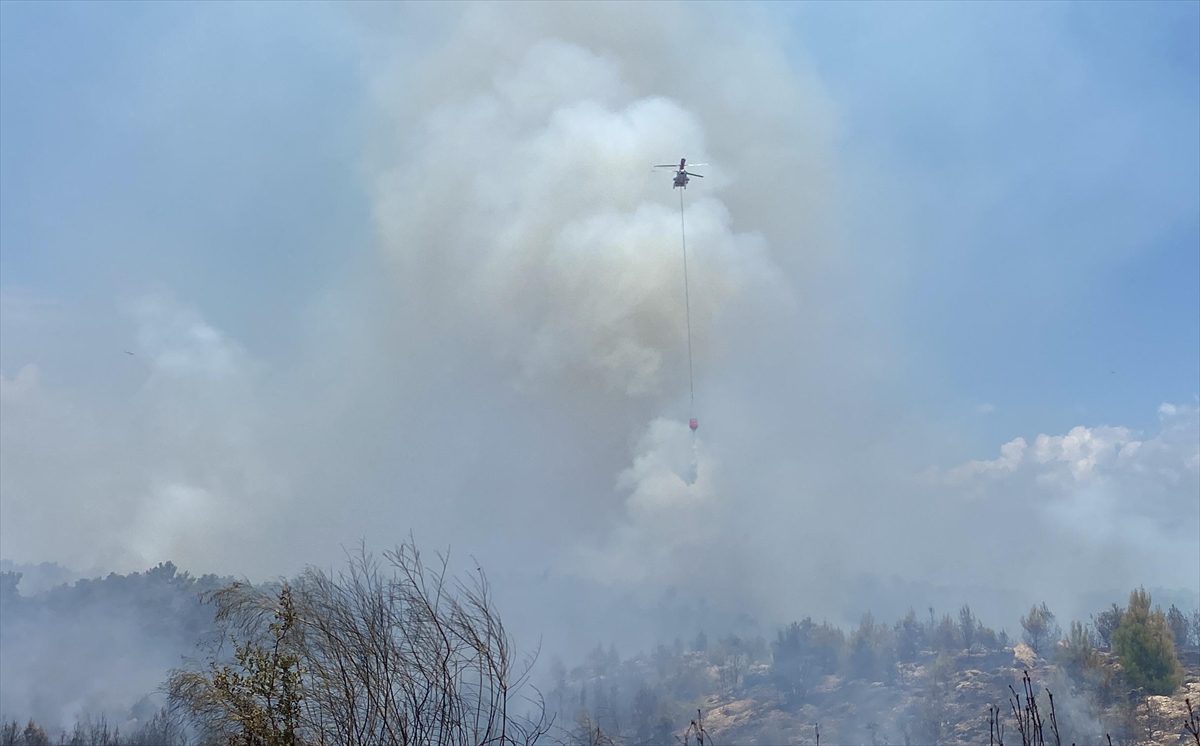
[1, 544, 1197, 746]
[3, 1, 1198, 744]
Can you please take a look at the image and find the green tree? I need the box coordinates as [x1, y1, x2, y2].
[1093, 603, 1123, 649]
[1111, 588, 1182, 695]
[1165, 604, 1191, 653]
[958, 605, 978, 651]
[1056, 620, 1098, 679]
[847, 612, 895, 682]
[771, 618, 844, 704]
[934, 613, 959, 653]
[630, 683, 666, 744]
[1020, 602, 1060, 656]
[170, 542, 550, 746]
[893, 609, 924, 662]
[170, 584, 303, 746]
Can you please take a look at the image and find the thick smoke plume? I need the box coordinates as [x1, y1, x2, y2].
[1, 2, 1196, 698]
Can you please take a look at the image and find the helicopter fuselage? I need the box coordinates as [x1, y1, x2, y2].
[655, 157, 700, 188]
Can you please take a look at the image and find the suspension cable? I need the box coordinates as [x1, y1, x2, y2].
[679, 188, 695, 417]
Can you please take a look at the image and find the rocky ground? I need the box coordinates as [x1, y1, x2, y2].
[693, 648, 1200, 745]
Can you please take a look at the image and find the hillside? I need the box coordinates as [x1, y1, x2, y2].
[554, 631, 1200, 745]
[696, 650, 1200, 745]
[2, 561, 1197, 746]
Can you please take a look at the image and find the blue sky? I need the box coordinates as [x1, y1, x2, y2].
[1, 2, 368, 364]
[787, 1, 1199, 448]
[1, 1, 1196, 627]
[5, 2, 1194, 445]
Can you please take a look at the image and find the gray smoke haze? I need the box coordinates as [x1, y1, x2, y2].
[2, 0, 1197, 708]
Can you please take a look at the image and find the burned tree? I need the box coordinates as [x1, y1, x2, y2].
[169, 540, 551, 745]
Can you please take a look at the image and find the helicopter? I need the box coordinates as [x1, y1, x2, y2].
[654, 158, 706, 189]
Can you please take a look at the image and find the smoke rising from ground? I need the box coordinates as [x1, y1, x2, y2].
[1, 0, 1197, 687]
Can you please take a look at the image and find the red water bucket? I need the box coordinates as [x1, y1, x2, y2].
[689, 418, 699, 431]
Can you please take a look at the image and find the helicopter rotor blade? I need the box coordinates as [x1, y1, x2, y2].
[684, 172, 704, 177]
[653, 164, 679, 168]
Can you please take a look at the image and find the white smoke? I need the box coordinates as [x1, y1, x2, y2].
[373, 55, 786, 398]
[0, 1, 1194, 655]
[574, 418, 714, 585]
[356, 3, 840, 606]
[0, 294, 287, 574]
[929, 402, 1200, 598]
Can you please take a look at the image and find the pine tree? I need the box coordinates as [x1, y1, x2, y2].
[1112, 588, 1182, 695]
[1020, 602, 1059, 656]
